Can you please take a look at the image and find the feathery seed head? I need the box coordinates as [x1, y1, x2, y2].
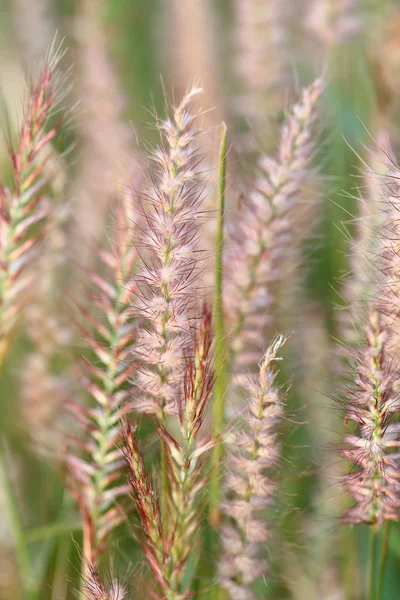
[0, 44, 68, 366]
[227, 81, 322, 370]
[341, 309, 400, 525]
[134, 87, 208, 418]
[219, 335, 286, 598]
[67, 192, 138, 564]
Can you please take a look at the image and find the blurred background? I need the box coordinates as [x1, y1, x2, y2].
[1, 0, 400, 598]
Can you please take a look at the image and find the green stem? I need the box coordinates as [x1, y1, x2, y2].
[377, 521, 391, 600]
[210, 122, 227, 524]
[0, 440, 39, 600]
[368, 526, 378, 600]
[343, 527, 359, 600]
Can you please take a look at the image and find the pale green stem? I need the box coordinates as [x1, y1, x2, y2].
[368, 526, 378, 600]
[210, 122, 227, 525]
[377, 521, 391, 600]
[0, 440, 39, 600]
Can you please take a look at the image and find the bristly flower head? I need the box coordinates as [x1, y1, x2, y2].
[66, 192, 138, 565]
[376, 162, 400, 360]
[341, 309, 400, 525]
[0, 42, 69, 366]
[84, 563, 129, 600]
[126, 305, 216, 600]
[219, 335, 286, 600]
[134, 86, 208, 418]
[227, 80, 323, 370]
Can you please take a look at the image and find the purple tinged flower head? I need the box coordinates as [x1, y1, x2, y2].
[341, 309, 400, 525]
[227, 80, 323, 370]
[219, 335, 286, 599]
[134, 87, 208, 418]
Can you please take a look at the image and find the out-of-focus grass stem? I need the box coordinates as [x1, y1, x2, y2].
[368, 526, 378, 600]
[377, 521, 391, 600]
[210, 122, 227, 527]
[0, 440, 39, 600]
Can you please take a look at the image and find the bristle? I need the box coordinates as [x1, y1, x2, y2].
[219, 335, 286, 599]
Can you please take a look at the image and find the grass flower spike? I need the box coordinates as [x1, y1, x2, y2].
[227, 80, 323, 369]
[126, 306, 215, 600]
[135, 87, 207, 418]
[0, 45, 67, 366]
[67, 193, 138, 565]
[341, 310, 400, 525]
[219, 335, 286, 600]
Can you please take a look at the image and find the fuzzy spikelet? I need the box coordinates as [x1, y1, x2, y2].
[219, 335, 286, 600]
[71, 2, 136, 263]
[159, 306, 216, 590]
[124, 426, 168, 597]
[227, 80, 323, 369]
[20, 144, 72, 450]
[375, 164, 400, 359]
[233, 0, 290, 138]
[341, 310, 400, 525]
[66, 194, 138, 564]
[84, 563, 128, 600]
[0, 46, 67, 366]
[134, 87, 207, 418]
[306, 0, 363, 46]
[126, 307, 215, 600]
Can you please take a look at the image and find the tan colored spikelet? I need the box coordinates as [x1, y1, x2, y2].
[20, 146, 74, 451]
[338, 145, 400, 525]
[340, 309, 400, 525]
[219, 335, 286, 599]
[133, 87, 209, 418]
[0, 45, 68, 368]
[227, 79, 323, 370]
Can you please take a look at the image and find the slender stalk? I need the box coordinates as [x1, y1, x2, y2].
[210, 122, 227, 525]
[368, 526, 378, 600]
[343, 528, 359, 600]
[377, 521, 391, 600]
[0, 441, 39, 600]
